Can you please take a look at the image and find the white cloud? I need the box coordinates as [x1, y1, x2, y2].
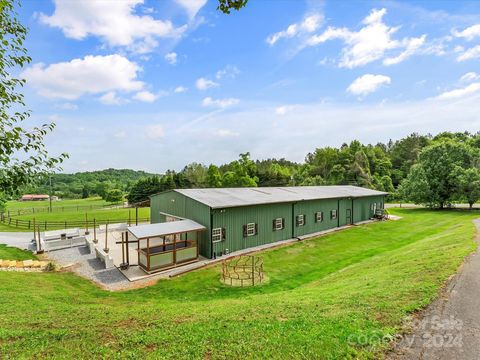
[114, 130, 127, 138]
[133, 90, 158, 102]
[202, 97, 239, 108]
[383, 35, 426, 65]
[22, 54, 144, 100]
[275, 105, 294, 115]
[436, 82, 480, 100]
[99, 91, 123, 105]
[174, 86, 188, 93]
[267, 13, 323, 45]
[174, 0, 207, 19]
[196, 77, 219, 90]
[453, 24, 480, 41]
[55, 102, 78, 110]
[146, 124, 165, 139]
[215, 129, 239, 137]
[216, 65, 240, 79]
[165, 52, 178, 64]
[306, 8, 426, 68]
[347, 74, 391, 96]
[39, 0, 186, 53]
[460, 72, 480, 82]
[457, 45, 480, 61]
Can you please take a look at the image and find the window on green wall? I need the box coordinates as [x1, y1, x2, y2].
[296, 214, 305, 226]
[315, 211, 323, 222]
[212, 227, 225, 243]
[243, 223, 257, 237]
[273, 218, 284, 231]
[330, 210, 337, 220]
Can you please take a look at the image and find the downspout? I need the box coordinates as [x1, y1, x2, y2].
[351, 197, 354, 225]
[337, 199, 340, 228]
[291, 202, 295, 239]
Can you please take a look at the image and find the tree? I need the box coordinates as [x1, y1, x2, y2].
[104, 189, 123, 203]
[221, 153, 258, 187]
[399, 141, 477, 208]
[95, 182, 111, 199]
[127, 176, 164, 204]
[182, 163, 207, 188]
[455, 167, 480, 209]
[217, 0, 248, 14]
[206, 165, 222, 188]
[0, 0, 67, 194]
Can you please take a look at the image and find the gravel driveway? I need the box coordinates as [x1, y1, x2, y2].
[0, 232, 35, 251]
[388, 219, 480, 359]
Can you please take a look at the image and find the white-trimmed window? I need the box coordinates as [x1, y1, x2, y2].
[273, 218, 284, 231]
[212, 227, 224, 242]
[245, 223, 257, 237]
[296, 214, 305, 227]
[331, 210, 337, 220]
[315, 211, 323, 223]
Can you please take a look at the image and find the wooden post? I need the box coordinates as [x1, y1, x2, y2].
[125, 231, 130, 265]
[85, 213, 89, 235]
[37, 226, 43, 254]
[128, 209, 131, 226]
[147, 237, 150, 271]
[120, 232, 126, 269]
[173, 234, 176, 265]
[103, 222, 109, 253]
[93, 218, 97, 243]
[135, 207, 138, 226]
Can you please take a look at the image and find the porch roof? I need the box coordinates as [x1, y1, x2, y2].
[127, 219, 206, 240]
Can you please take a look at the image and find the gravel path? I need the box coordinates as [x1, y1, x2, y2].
[47, 246, 130, 291]
[388, 219, 480, 359]
[0, 232, 35, 251]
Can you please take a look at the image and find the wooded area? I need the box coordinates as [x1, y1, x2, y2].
[21, 131, 480, 209]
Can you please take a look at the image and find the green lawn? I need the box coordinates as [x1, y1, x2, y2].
[5, 197, 114, 211]
[0, 198, 150, 232]
[0, 209, 477, 359]
[0, 245, 36, 261]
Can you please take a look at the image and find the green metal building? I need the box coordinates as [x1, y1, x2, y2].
[150, 186, 387, 259]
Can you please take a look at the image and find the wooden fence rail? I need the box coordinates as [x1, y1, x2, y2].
[0, 213, 150, 231]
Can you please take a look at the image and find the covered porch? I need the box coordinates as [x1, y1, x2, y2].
[127, 220, 206, 274]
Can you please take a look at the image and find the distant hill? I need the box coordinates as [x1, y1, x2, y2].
[26, 168, 159, 199]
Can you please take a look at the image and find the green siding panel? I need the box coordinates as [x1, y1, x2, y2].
[150, 191, 211, 258]
[293, 199, 340, 237]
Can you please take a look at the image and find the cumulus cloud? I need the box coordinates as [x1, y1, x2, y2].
[436, 82, 480, 100]
[99, 91, 123, 105]
[22, 55, 144, 100]
[460, 72, 480, 82]
[39, 0, 186, 53]
[165, 52, 178, 64]
[146, 124, 165, 139]
[457, 45, 480, 61]
[347, 74, 391, 96]
[305, 8, 426, 68]
[196, 77, 219, 90]
[174, 86, 188, 93]
[275, 105, 294, 115]
[266, 13, 323, 45]
[215, 129, 239, 137]
[202, 97, 239, 108]
[216, 65, 240, 79]
[174, 0, 207, 19]
[133, 90, 158, 102]
[452, 24, 480, 41]
[55, 102, 78, 110]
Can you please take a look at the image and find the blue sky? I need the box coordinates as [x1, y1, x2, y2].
[17, 0, 480, 173]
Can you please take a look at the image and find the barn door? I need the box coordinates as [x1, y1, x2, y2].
[346, 208, 352, 225]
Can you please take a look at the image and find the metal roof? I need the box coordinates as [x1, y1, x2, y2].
[172, 186, 387, 209]
[127, 219, 206, 239]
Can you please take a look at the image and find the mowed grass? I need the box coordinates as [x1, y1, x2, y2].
[0, 209, 477, 359]
[0, 245, 36, 261]
[0, 198, 150, 232]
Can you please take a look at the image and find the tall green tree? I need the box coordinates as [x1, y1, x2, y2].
[454, 167, 480, 209]
[0, 0, 66, 196]
[399, 141, 477, 208]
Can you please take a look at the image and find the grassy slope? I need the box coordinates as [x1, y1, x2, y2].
[0, 245, 36, 260]
[5, 197, 112, 211]
[0, 209, 477, 359]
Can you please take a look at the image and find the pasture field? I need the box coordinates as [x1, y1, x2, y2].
[0, 198, 149, 232]
[0, 209, 477, 359]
